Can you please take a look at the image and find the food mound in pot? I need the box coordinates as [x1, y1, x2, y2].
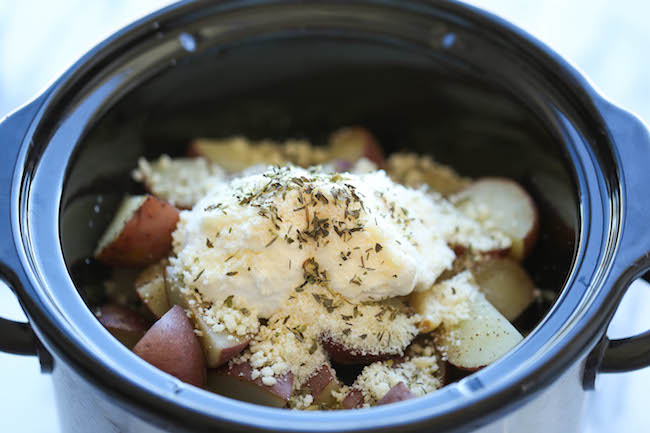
[92, 127, 541, 409]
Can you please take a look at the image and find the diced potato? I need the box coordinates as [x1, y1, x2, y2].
[94, 195, 179, 267]
[304, 364, 340, 406]
[96, 304, 149, 349]
[328, 127, 385, 168]
[473, 258, 536, 321]
[436, 285, 523, 371]
[135, 260, 171, 319]
[166, 280, 250, 368]
[377, 382, 416, 405]
[206, 363, 293, 407]
[133, 305, 206, 387]
[320, 334, 399, 365]
[452, 178, 539, 260]
[342, 389, 364, 409]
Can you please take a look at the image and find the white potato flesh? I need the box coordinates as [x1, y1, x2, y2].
[452, 178, 539, 260]
[305, 364, 341, 406]
[94, 195, 179, 267]
[135, 261, 171, 319]
[437, 284, 523, 370]
[94, 195, 147, 256]
[205, 366, 293, 408]
[473, 258, 536, 322]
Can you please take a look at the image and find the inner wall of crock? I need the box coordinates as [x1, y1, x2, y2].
[61, 12, 578, 357]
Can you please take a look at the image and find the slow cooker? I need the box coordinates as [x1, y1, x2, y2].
[1, 1, 650, 432]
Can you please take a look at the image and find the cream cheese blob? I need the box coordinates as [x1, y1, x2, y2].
[169, 165, 509, 318]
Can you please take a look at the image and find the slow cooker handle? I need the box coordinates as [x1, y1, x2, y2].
[600, 334, 650, 373]
[0, 98, 47, 361]
[594, 100, 650, 375]
[0, 316, 36, 356]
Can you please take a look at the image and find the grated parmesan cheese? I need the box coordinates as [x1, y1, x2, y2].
[350, 356, 442, 406]
[410, 271, 478, 333]
[229, 290, 419, 390]
[290, 393, 315, 410]
[132, 155, 226, 209]
[387, 152, 470, 195]
[331, 385, 351, 406]
[167, 269, 261, 338]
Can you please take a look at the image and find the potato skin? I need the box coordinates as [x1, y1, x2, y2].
[212, 339, 250, 367]
[320, 334, 399, 365]
[377, 382, 416, 405]
[305, 364, 340, 405]
[96, 196, 179, 267]
[164, 280, 250, 367]
[342, 389, 364, 409]
[227, 362, 294, 402]
[454, 177, 539, 261]
[97, 304, 149, 349]
[205, 362, 293, 407]
[133, 305, 206, 387]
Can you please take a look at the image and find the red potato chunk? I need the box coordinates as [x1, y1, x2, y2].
[197, 324, 250, 368]
[96, 304, 149, 349]
[342, 389, 364, 409]
[452, 178, 539, 261]
[320, 334, 399, 365]
[436, 286, 523, 371]
[133, 305, 206, 387]
[135, 261, 171, 319]
[94, 195, 179, 267]
[437, 360, 450, 386]
[377, 382, 416, 406]
[328, 127, 385, 168]
[305, 364, 340, 406]
[165, 282, 250, 368]
[473, 258, 536, 322]
[206, 363, 293, 407]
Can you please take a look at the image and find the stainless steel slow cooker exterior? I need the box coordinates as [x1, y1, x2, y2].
[2, 1, 650, 432]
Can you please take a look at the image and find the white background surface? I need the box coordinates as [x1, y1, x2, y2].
[1, 1, 650, 432]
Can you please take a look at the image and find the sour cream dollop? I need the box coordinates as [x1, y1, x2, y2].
[169, 165, 508, 318]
